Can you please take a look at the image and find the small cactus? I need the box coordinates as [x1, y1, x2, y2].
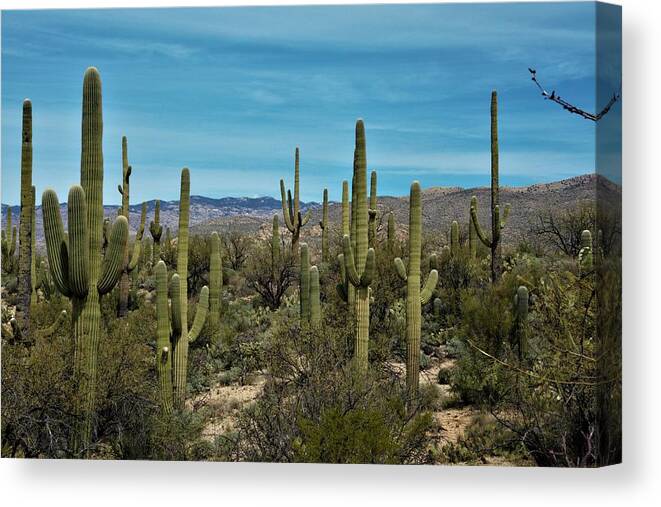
[450, 220, 459, 257]
[579, 229, 593, 275]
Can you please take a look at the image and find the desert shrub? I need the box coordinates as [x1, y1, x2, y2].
[244, 240, 297, 310]
[233, 313, 435, 464]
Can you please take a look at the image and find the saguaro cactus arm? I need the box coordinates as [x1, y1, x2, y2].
[67, 186, 90, 298]
[154, 260, 173, 414]
[394, 257, 408, 281]
[170, 274, 182, 336]
[470, 200, 493, 248]
[41, 189, 71, 297]
[188, 286, 209, 343]
[309, 265, 321, 325]
[420, 269, 438, 305]
[97, 216, 129, 295]
[279, 179, 296, 232]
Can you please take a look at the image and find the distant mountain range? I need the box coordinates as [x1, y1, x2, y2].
[2, 174, 619, 250]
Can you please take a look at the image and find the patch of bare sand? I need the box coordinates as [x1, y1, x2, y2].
[193, 374, 266, 441]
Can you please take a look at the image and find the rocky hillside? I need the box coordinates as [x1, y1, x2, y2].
[2, 174, 619, 251]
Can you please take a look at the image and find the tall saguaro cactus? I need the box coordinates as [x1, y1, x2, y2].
[154, 259, 209, 414]
[208, 231, 223, 337]
[17, 99, 33, 324]
[171, 168, 209, 408]
[368, 170, 378, 248]
[30, 186, 37, 308]
[450, 220, 459, 257]
[117, 137, 147, 316]
[394, 182, 439, 401]
[149, 200, 163, 263]
[337, 180, 354, 305]
[42, 67, 129, 454]
[320, 188, 329, 262]
[468, 205, 477, 260]
[309, 265, 321, 326]
[470, 91, 511, 282]
[280, 147, 311, 253]
[342, 120, 376, 370]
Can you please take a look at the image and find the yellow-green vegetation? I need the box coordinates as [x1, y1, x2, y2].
[0, 75, 621, 466]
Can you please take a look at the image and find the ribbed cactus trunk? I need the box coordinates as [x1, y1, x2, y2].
[30, 186, 37, 309]
[42, 68, 128, 454]
[470, 92, 510, 283]
[209, 231, 222, 336]
[320, 189, 329, 263]
[17, 99, 33, 328]
[450, 221, 459, 257]
[309, 265, 321, 326]
[468, 200, 477, 260]
[155, 260, 174, 415]
[579, 229, 594, 275]
[118, 136, 131, 316]
[300, 243, 311, 322]
[173, 168, 191, 408]
[150, 200, 163, 263]
[394, 182, 438, 403]
[342, 120, 376, 371]
[280, 147, 310, 254]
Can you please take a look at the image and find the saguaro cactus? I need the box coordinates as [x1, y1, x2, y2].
[368, 170, 378, 248]
[42, 67, 129, 453]
[117, 137, 146, 316]
[154, 259, 208, 414]
[342, 120, 376, 370]
[468, 207, 477, 260]
[280, 147, 311, 253]
[171, 168, 209, 408]
[30, 186, 37, 308]
[337, 180, 354, 305]
[394, 181, 439, 401]
[2, 208, 17, 274]
[320, 188, 329, 263]
[209, 231, 223, 337]
[300, 242, 311, 322]
[309, 265, 321, 326]
[17, 99, 33, 323]
[513, 285, 529, 360]
[450, 220, 459, 257]
[470, 91, 511, 282]
[579, 229, 594, 275]
[149, 200, 163, 263]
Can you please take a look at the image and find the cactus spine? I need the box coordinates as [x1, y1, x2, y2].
[342, 120, 376, 371]
[149, 200, 163, 263]
[320, 188, 329, 263]
[514, 285, 529, 360]
[280, 147, 311, 253]
[394, 181, 439, 401]
[368, 170, 377, 248]
[450, 220, 459, 257]
[209, 231, 223, 336]
[470, 91, 511, 282]
[579, 229, 594, 275]
[300, 242, 311, 322]
[17, 99, 33, 324]
[171, 168, 209, 408]
[42, 68, 129, 454]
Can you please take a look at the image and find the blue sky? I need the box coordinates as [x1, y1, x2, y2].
[1, 3, 607, 204]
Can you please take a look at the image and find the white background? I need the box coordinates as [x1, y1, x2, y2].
[0, 0, 658, 505]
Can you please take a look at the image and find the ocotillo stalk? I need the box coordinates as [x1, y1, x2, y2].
[42, 68, 128, 454]
[394, 181, 439, 402]
[470, 91, 511, 282]
[342, 120, 376, 371]
[300, 242, 311, 322]
[309, 265, 321, 326]
[17, 99, 33, 325]
[30, 186, 37, 308]
[209, 231, 223, 337]
[368, 170, 377, 248]
[149, 200, 163, 263]
[468, 203, 477, 260]
[514, 285, 529, 360]
[279, 147, 311, 253]
[320, 188, 329, 263]
[171, 168, 209, 408]
[450, 221, 459, 257]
